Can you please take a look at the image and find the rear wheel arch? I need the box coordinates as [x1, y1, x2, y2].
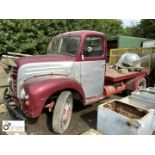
[135, 76, 147, 90]
[124, 76, 148, 94]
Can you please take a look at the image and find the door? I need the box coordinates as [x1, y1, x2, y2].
[80, 36, 106, 98]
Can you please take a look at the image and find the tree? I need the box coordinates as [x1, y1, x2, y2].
[65, 19, 124, 37]
[128, 19, 155, 39]
[0, 19, 125, 56]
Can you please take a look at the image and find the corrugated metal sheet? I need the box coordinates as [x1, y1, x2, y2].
[108, 36, 148, 48]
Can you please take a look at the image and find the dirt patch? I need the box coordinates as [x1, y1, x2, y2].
[0, 95, 124, 135]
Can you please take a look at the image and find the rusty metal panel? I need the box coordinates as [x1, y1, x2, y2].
[119, 96, 155, 110]
[131, 88, 155, 104]
[97, 99, 155, 135]
[120, 94, 155, 131]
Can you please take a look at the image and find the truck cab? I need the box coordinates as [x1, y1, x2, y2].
[4, 30, 148, 134]
[47, 30, 107, 98]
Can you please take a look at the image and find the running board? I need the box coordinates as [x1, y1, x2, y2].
[85, 95, 105, 106]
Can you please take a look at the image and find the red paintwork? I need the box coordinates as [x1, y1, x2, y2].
[77, 31, 107, 61]
[15, 30, 107, 67]
[12, 30, 107, 118]
[15, 54, 75, 67]
[105, 71, 147, 83]
[125, 76, 147, 91]
[22, 75, 85, 118]
[104, 83, 125, 97]
[85, 95, 105, 106]
[11, 30, 150, 119]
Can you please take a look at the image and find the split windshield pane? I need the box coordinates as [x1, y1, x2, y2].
[48, 36, 80, 56]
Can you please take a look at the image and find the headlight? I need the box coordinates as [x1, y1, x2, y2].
[19, 88, 26, 99]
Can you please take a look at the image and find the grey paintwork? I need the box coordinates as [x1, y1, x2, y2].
[120, 95, 155, 129]
[80, 60, 105, 98]
[97, 99, 155, 135]
[17, 62, 74, 98]
[119, 96, 155, 110]
[131, 89, 155, 104]
[17, 60, 105, 99]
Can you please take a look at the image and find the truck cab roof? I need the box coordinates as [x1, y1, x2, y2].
[57, 30, 105, 37]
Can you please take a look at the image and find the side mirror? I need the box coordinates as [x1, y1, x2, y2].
[87, 47, 93, 53]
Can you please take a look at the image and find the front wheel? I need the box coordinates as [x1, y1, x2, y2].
[52, 91, 73, 134]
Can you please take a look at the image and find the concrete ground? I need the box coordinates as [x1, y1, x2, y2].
[0, 95, 121, 135]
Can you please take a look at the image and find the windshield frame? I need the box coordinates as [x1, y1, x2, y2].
[47, 35, 81, 57]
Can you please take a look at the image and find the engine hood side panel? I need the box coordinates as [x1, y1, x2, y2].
[17, 61, 74, 97]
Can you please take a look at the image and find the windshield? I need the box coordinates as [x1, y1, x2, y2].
[48, 36, 80, 56]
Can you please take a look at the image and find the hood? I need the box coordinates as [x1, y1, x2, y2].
[15, 54, 75, 67]
[15, 54, 76, 98]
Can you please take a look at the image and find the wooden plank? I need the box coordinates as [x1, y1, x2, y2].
[0, 67, 7, 79]
[0, 79, 8, 87]
[0, 87, 7, 103]
[105, 64, 147, 82]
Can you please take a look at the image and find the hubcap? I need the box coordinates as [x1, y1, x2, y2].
[61, 96, 72, 130]
[138, 82, 145, 90]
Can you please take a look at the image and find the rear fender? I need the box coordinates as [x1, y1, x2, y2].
[125, 75, 146, 91]
[22, 75, 85, 118]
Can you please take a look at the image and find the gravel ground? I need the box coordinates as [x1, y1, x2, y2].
[1, 94, 154, 135]
[0, 95, 121, 135]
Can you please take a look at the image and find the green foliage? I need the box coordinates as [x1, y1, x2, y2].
[127, 19, 155, 39]
[0, 19, 124, 56]
[65, 19, 124, 37]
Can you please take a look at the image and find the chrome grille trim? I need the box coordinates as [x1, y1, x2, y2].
[12, 66, 18, 97]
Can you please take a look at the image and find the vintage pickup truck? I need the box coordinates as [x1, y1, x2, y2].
[4, 30, 151, 134]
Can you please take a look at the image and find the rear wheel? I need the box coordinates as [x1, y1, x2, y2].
[52, 91, 73, 134]
[136, 77, 147, 90]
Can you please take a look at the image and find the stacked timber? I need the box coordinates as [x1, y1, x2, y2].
[0, 63, 8, 104]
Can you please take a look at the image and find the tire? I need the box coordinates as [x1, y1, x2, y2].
[136, 77, 147, 90]
[52, 91, 73, 134]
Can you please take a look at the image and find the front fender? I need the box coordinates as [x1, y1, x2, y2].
[22, 75, 85, 118]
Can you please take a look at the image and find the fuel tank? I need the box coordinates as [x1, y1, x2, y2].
[141, 54, 155, 69]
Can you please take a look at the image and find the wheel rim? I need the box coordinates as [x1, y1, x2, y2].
[61, 95, 73, 131]
[139, 83, 144, 90]
[138, 81, 146, 90]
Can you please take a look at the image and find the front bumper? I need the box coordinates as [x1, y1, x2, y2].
[3, 88, 27, 122]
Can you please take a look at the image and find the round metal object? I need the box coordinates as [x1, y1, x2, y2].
[115, 53, 141, 69]
[123, 53, 141, 67]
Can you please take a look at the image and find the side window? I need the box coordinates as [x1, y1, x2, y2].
[83, 37, 103, 57]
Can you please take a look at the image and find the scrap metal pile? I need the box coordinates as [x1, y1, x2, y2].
[110, 47, 155, 74]
[0, 52, 31, 104]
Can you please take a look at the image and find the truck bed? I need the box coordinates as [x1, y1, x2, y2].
[105, 64, 147, 82]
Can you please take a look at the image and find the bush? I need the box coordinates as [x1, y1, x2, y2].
[0, 19, 124, 56]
